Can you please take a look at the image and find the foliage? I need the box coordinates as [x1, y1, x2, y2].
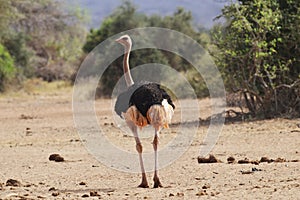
[0, 0, 87, 89]
[2, 32, 33, 79]
[0, 43, 15, 91]
[0, 0, 19, 38]
[212, 0, 300, 118]
[82, 1, 209, 97]
[11, 0, 87, 81]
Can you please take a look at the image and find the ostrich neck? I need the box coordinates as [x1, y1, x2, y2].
[123, 45, 134, 87]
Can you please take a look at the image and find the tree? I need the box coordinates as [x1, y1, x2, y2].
[82, 1, 209, 97]
[0, 0, 87, 85]
[0, 0, 19, 39]
[212, 0, 300, 118]
[10, 0, 87, 81]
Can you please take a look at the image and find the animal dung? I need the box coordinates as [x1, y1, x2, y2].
[25, 127, 32, 135]
[227, 156, 235, 164]
[90, 191, 100, 197]
[237, 158, 259, 165]
[237, 158, 250, 164]
[196, 190, 208, 196]
[79, 181, 86, 185]
[197, 155, 297, 165]
[240, 170, 254, 174]
[260, 157, 286, 163]
[20, 114, 34, 120]
[260, 157, 271, 163]
[52, 192, 60, 197]
[197, 154, 221, 163]
[202, 184, 211, 189]
[6, 179, 22, 187]
[49, 187, 56, 191]
[82, 194, 89, 198]
[49, 154, 64, 162]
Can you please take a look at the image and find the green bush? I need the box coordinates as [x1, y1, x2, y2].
[212, 0, 300, 118]
[0, 43, 15, 91]
[3, 33, 33, 79]
[0, 0, 86, 86]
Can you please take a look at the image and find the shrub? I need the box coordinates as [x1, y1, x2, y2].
[0, 43, 15, 91]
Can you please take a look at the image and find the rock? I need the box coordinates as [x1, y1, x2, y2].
[252, 167, 262, 172]
[6, 179, 21, 187]
[49, 154, 64, 162]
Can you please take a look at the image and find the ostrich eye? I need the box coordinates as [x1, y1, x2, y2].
[123, 37, 128, 41]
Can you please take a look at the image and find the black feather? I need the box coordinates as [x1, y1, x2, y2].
[114, 82, 175, 118]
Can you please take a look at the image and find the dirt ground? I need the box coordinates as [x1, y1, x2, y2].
[0, 87, 299, 200]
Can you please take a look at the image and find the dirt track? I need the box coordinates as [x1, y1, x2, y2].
[0, 89, 299, 199]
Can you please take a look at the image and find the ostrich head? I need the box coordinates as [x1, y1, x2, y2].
[115, 34, 132, 51]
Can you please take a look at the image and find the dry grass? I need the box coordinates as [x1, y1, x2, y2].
[0, 78, 72, 99]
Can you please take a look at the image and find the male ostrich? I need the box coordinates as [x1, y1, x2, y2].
[114, 35, 175, 188]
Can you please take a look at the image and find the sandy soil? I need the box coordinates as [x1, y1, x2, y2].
[0, 89, 299, 200]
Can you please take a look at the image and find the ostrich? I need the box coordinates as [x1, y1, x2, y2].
[114, 35, 175, 188]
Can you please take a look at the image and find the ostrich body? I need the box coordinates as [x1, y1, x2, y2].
[114, 35, 175, 188]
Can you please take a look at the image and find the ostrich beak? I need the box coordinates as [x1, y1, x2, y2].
[115, 37, 122, 43]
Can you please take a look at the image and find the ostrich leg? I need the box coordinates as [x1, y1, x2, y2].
[126, 120, 149, 188]
[153, 129, 162, 188]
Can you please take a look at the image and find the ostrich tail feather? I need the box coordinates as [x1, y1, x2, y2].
[147, 100, 174, 129]
[124, 105, 148, 128]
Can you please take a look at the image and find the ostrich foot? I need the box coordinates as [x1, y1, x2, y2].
[138, 182, 149, 188]
[153, 176, 163, 188]
[138, 175, 149, 188]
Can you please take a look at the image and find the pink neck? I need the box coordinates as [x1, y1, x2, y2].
[123, 45, 134, 87]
